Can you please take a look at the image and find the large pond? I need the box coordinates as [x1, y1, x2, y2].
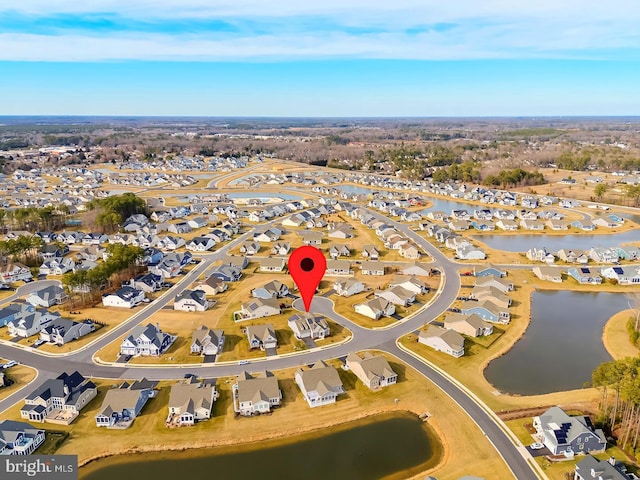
[80, 412, 442, 480]
[484, 291, 628, 395]
[474, 230, 640, 252]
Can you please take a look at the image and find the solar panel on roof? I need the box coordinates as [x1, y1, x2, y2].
[584, 417, 594, 429]
[580, 268, 590, 273]
[614, 267, 624, 274]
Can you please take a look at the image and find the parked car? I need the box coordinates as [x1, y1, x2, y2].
[238, 360, 249, 365]
[32, 339, 45, 347]
[0, 284, 13, 290]
[2, 361, 18, 369]
[530, 442, 544, 450]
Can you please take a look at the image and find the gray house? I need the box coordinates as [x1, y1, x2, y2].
[95, 379, 158, 428]
[533, 406, 606, 456]
[39, 318, 95, 345]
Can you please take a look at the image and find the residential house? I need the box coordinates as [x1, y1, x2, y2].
[288, 313, 330, 340]
[354, 298, 396, 320]
[443, 313, 493, 337]
[475, 275, 514, 292]
[360, 260, 385, 276]
[300, 230, 323, 246]
[174, 289, 211, 312]
[258, 257, 286, 272]
[346, 352, 397, 390]
[102, 286, 145, 308]
[520, 218, 545, 231]
[254, 228, 281, 243]
[399, 242, 421, 259]
[82, 233, 109, 245]
[168, 222, 192, 234]
[532, 266, 563, 283]
[40, 318, 94, 345]
[557, 249, 589, 264]
[402, 262, 432, 277]
[209, 264, 242, 282]
[7, 310, 60, 338]
[240, 241, 260, 255]
[166, 377, 217, 426]
[574, 455, 633, 480]
[0, 263, 32, 283]
[295, 361, 345, 408]
[0, 303, 35, 327]
[95, 379, 158, 428]
[547, 218, 569, 231]
[455, 244, 486, 260]
[361, 245, 380, 260]
[185, 237, 216, 252]
[418, 325, 464, 358]
[26, 285, 67, 308]
[187, 217, 208, 229]
[329, 244, 351, 259]
[533, 406, 606, 456]
[120, 323, 174, 357]
[0, 420, 45, 455]
[470, 285, 512, 308]
[374, 286, 415, 306]
[601, 266, 640, 285]
[333, 278, 365, 297]
[496, 219, 519, 231]
[39, 257, 75, 276]
[235, 371, 282, 416]
[236, 298, 281, 321]
[461, 299, 510, 324]
[474, 264, 507, 278]
[326, 259, 352, 276]
[245, 324, 278, 350]
[196, 276, 228, 296]
[190, 326, 225, 356]
[20, 371, 97, 423]
[526, 247, 555, 263]
[223, 255, 248, 269]
[589, 247, 620, 264]
[251, 280, 289, 299]
[389, 275, 429, 295]
[568, 267, 603, 285]
[271, 241, 291, 256]
[130, 272, 163, 293]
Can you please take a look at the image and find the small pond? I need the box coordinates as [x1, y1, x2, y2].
[80, 412, 442, 480]
[484, 291, 628, 395]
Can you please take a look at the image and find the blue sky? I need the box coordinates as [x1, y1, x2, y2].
[1, 1, 639, 116]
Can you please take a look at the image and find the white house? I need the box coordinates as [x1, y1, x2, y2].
[174, 289, 211, 312]
[418, 325, 464, 357]
[102, 287, 145, 308]
[295, 361, 345, 408]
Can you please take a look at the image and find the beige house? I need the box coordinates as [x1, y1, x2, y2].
[166, 377, 217, 426]
[288, 313, 330, 340]
[326, 259, 352, 276]
[196, 276, 228, 296]
[374, 286, 415, 306]
[532, 266, 563, 283]
[235, 297, 281, 321]
[190, 326, 225, 356]
[258, 257, 286, 272]
[333, 278, 365, 297]
[389, 275, 429, 295]
[245, 324, 278, 350]
[346, 352, 397, 389]
[443, 313, 493, 337]
[354, 298, 396, 320]
[235, 371, 282, 416]
[418, 325, 464, 357]
[360, 261, 385, 276]
[295, 361, 345, 408]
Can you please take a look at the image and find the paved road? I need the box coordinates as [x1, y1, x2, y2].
[0, 280, 62, 306]
[0, 207, 539, 479]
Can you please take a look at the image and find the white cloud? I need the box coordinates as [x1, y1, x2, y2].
[1, 1, 640, 61]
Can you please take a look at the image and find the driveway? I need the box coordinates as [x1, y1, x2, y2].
[203, 354, 217, 363]
[264, 347, 278, 357]
[301, 337, 316, 349]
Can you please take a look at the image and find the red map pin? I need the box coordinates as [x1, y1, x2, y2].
[288, 245, 327, 312]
